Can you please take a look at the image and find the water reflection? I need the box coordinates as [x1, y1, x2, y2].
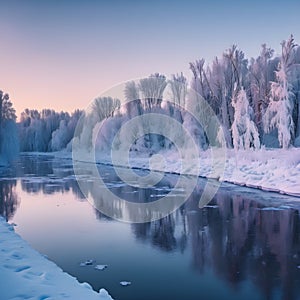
[0, 156, 300, 299]
[0, 180, 19, 221]
[16, 155, 85, 199]
[129, 189, 300, 299]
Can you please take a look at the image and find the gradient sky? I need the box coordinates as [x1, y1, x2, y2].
[1, 0, 300, 118]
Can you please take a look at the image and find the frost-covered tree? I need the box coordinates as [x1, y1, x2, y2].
[19, 109, 79, 152]
[290, 45, 300, 146]
[0, 91, 18, 165]
[190, 47, 248, 148]
[139, 73, 167, 109]
[0, 92, 16, 123]
[189, 59, 210, 99]
[169, 73, 187, 108]
[223, 46, 249, 136]
[263, 36, 297, 149]
[93, 97, 121, 121]
[249, 44, 274, 133]
[51, 120, 70, 151]
[124, 81, 142, 118]
[231, 87, 260, 150]
[74, 98, 121, 152]
[125, 81, 139, 102]
[19, 109, 59, 152]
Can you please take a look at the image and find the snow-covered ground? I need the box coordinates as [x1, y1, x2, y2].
[69, 147, 300, 197]
[0, 217, 113, 300]
[137, 148, 300, 197]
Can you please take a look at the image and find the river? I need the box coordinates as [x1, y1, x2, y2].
[0, 154, 300, 300]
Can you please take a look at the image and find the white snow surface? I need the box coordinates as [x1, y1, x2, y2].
[69, 146, 300, 197]
[0, 217, 113, 300]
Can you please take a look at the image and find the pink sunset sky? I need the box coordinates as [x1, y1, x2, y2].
[1, 0, 300, 119]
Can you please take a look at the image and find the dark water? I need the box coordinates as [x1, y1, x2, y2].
[1, 155, 300, 300]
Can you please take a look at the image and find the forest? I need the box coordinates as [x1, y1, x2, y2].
[1, 35, 300, 165]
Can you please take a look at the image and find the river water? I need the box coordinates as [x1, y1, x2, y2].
[0, 154, 300, 300]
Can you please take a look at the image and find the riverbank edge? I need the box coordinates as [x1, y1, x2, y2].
[46, 147, 300, 198]
[0, 217, 113, 300]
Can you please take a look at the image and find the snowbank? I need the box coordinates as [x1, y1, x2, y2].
[220, 148, 300, 196]
[24, 147, 300, 197]
[70, 147, 300, 197]
[122, 147, 300, 197]
[0, 217, 113, 300]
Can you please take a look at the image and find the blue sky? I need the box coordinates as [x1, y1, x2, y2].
[1, 0, 299, 116]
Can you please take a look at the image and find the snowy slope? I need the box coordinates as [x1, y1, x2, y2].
[0, 217, 113, 300]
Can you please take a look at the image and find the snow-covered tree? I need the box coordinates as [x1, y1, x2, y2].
[190, 46, 249, 148]
[124, 81, 139, 102]
[231, 87, 260, 150]
[124, 81, 142, 118]
[0, 91, 19, 165]
[93, 97, 120, 121]
[19, 109, 80, 152]
[290, 45, 300, 146]
[139, 73, 167, 109]
[1, 120, 19, 163]
[263, 35, 297, 149]
[0, 91, 16, 123]
[169, 73, 187, 108]
[249, 44, 274, 133]
[51, 120, 69, 151]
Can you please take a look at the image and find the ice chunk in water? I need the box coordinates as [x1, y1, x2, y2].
[94, 264, 107, 271]
[80, 260, 94, 266]
[120, 281, 131, 286]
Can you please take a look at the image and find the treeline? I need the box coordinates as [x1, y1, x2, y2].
[1, 35, 300, 161]
[18, 109, 82, 152]
[76, 35, 300, 152]
[189, 35, 300, 148]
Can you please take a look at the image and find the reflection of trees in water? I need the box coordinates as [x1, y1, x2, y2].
[131, 185, 300, 299]
[4, 156, 300, 298]
[131, 215, 179, 252]
[0, 180, 19, 221]
[18, 156, 85, 199]
[186, 189, 300, 299]
[20, 177, 85, 199]
[94, 208, 113, 221]
[251, 208, 300, 300]
[130, 208, 187, 253]
[151, 215, 177, 251]
[1, 156, 85, 221]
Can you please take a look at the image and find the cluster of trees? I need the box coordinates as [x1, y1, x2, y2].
[0, 91, 83, 163]
[189, 35, 300, 149]
[76, 35, 300, 153]
[75, 74, 207, 155]
[1, 35, 300, 161]
[18, 109, 82, 152]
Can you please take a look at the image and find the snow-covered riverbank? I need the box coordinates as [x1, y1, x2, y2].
[20, 147, 300, 197]
[0, 217, 113, 300]
[22, 148, 300, 197]
[69, 147, 300, 197]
